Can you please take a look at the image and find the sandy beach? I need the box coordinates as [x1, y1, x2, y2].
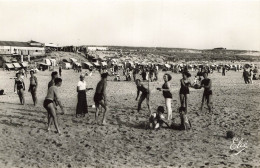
[0, 68, 259, 167]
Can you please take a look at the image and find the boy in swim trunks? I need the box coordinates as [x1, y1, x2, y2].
[43, 78, 65, 134]
[135, 79, 151, 114]
[94, 73, 109, 125]
[28, 70, 38, 106]
[200, 72, 212, 114]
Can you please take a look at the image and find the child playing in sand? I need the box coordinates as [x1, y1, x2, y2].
[135, 79, 151, 114]
[43, 78, 65, 134]
[149, 106, 169, 129]
[179, 107, 191, 130]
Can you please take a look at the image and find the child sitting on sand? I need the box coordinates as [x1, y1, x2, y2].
[149, 106, 169, 129]
[179, 107, 191, 130]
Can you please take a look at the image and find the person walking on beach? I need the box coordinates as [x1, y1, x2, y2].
[158, 73, 173, 120]
[59, 66, 62, 77]
[28, 70, 38, 106]
[14, 72, 25, 105]
[200, 73, 213, 114]
[76, 74, 92, 118]
[179, 72, 191, 114]
[43, 78, 65, 134]
[94, 73, 109, 125]
[135, 79, 151, 114]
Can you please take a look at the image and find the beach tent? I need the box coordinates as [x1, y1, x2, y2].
[45, 59, 51, 66]
[93, 62, 100, 67]
[5, 63, 15, 70]
[82, 62, 93, 69]
[74, 62, 81, 67]
[38, 63, 49, 71]
[20, 62, 28, 68]
[101, 62, 107, 66]
[62, 62, 72, 69]
[50, 59, 57, 66]
[70, 58, 77, 63]
[165, 64, 171, 68]
[13, 63, 22, 69]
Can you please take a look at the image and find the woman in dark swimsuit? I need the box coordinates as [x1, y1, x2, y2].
[179, 72, 191, 113]
[135, 79, 151, 114]
[158, 73, 173, 120]
[14, 72, 25, 105]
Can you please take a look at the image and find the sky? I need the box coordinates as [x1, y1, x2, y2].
[0, 0, 260, 50]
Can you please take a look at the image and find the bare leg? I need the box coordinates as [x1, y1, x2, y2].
[184, 94, 188, 114]
[200, 94, 205, 112]
[138, 94, 146, 112]
[179, 94, 185, 107]
[47, 103, 61, 134]
[95, 103, 99, 123]
[99, 100, 108, 125]
[146, 94, 151, 115]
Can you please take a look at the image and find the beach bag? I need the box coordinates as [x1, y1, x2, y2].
[180, 113, 191, 130]
[0, 90, 4, 95]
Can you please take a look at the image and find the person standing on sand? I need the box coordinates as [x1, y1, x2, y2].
[28, 70, 38, 106]
[48, 71, 58, 89]
[14, 72, 25, 105]
[94, 73, 109, 125]
[43, 78, 65, 134]
[200, 73, 213, 114]
[222, 66, 226, 76]
[158, 73, 173, 120]
[59, 66, 62, 77]
[76, 74, 92, 118]
[135, 79, 151, 114]
[179, 72, 191, 114]
[242, 69, 249, 84]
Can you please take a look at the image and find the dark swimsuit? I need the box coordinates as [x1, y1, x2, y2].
[201, 78, 212, 96]
[15, 79, 24, 90]
[43, 99, 53, 109]
[179, 80, 190, 94]
[138, 85, 149, 97]
[162, 83, 172, 98]
[94, 82, 105, 103]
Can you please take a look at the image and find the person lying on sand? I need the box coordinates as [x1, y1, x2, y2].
[43, 78, 65, 134]
[200, 72, 212, 114]
[94, 73, 109, 125]
[135, 79, 151, 114]
[149, 106, 169, 130]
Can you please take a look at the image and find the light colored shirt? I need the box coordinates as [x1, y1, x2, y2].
[77, 81, 86, 90]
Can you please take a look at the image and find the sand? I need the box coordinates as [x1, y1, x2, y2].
[0, 68, 259, 167]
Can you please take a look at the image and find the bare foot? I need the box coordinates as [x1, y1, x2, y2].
[102, 121, 107, 126]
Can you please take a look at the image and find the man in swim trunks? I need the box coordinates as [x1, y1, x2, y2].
[200, 72, 212, 114]
[43, 78, 65, 134]
[28, 70, 38, 106]
[94, 73, 109, 125]
[135, 79, 151, 114]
